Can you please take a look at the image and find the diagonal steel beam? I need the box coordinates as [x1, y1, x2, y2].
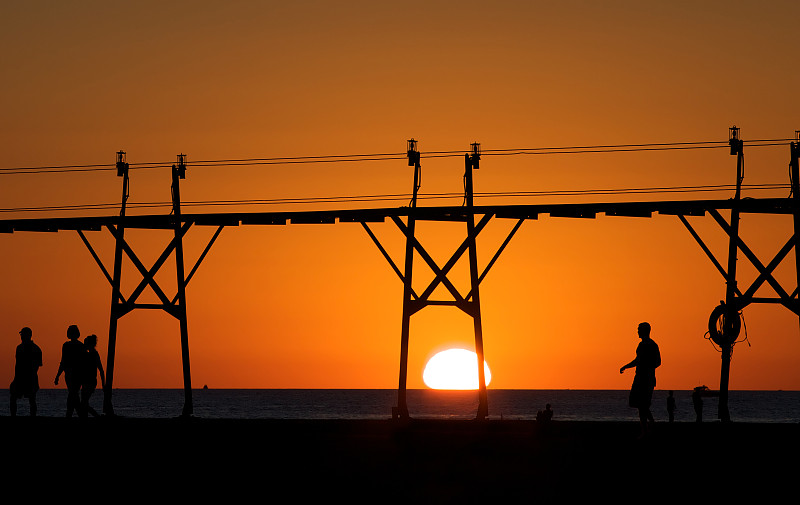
[742, 234, 796, 300]
[125, 221, 192, 307]
[107, 223, 177, 307]
[76, 230, 124, 303]
[709, 209, 793, 301]
[176, 225, 224, 301]
[465, 218, 525, 300]
[360, 221, 418, 299]
[391, 215, 465, 304]
[677, 214, 738, 293]
[478, 217, 523, 286]
[414, 213, 493, 302]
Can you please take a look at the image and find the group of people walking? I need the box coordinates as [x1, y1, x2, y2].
[10, 324, 105, 418]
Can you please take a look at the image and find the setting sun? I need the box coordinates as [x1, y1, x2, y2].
[422, 349, 492, 390]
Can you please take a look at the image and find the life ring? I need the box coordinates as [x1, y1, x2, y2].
[708, 303, 741, 346]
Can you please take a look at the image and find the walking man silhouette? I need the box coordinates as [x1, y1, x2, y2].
[55, 324, 84, 417]
[10, 327, 42, 416]
[620, 322, 661, 437]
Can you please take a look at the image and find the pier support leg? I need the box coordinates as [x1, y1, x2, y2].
[395, 293, 412, 420]
[394, 146, 420, 420]
[172, 156, 193, 417]
[103, 152, 129, 416]
[466, 146, 488, 420]
[791, 139, 800, 328]
[104, 309, 119, 416]
[719, 128, 744, 422]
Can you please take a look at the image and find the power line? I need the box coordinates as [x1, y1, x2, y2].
[0, 138, 795, 175]
[0, 183, 789, 214]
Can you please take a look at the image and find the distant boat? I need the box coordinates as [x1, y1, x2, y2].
[202, 384, 209, 390]
[693, 385, 718, 397]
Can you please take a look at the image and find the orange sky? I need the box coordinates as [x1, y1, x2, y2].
[1, 1, 799, 391]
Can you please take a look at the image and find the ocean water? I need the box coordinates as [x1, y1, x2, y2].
[5, 389, 800, 422]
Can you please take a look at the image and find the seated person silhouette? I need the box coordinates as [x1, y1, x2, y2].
[536, 404, 553, 422]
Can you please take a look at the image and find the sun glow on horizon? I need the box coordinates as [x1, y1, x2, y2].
[422, 348, 492, 390]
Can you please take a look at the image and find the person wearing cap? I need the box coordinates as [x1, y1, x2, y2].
[10, 327, 43, 416]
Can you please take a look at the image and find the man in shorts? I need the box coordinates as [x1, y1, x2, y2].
[10, 327, 43, 416]
[620, 322, 661, 436]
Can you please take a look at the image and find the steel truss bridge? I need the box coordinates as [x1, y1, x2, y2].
[3, 131, 800, 421]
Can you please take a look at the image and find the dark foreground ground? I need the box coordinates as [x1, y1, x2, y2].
[2, 416, 796, 502]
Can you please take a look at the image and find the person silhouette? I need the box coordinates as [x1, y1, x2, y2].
[10, 327, 43, 417]
[536, 403, 553, 422]
[666, 391, 676, 423]
[55, 324, 85, 418]
[692, 386, 705, 423]
[80, 334, 105, 418]
[620, 322, 661, 436]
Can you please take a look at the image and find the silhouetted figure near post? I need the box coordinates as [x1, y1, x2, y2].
[667, 390, 676, 423]
[536, 403, 553, 422]
[692, 386, 705, 422]
[620, 322, 661, 437]
[10, 327, 42, 417]
[55, 324, 84, 418]
[80, 334, 105, 418]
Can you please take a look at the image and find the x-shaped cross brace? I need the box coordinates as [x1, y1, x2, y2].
[78, 222, 224, 319]
[678, 209, 799, 314]
[361, 213, 525, 316]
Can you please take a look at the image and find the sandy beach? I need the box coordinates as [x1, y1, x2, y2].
[3, 416, 795, 501]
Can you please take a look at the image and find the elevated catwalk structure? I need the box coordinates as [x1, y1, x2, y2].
[2, 128, 799, 420]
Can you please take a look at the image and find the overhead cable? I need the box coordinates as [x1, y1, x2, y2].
[0, 138, 795, 175]
[0, 183, 789, 214]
